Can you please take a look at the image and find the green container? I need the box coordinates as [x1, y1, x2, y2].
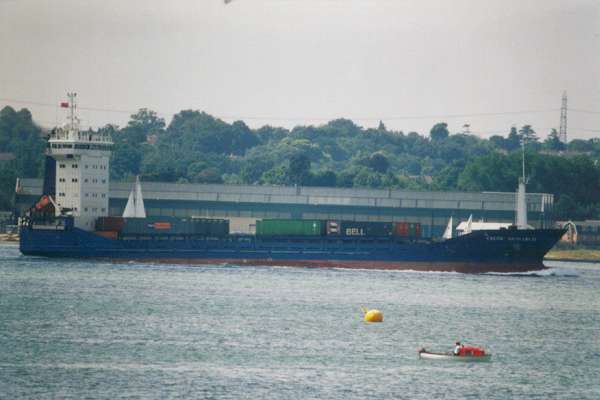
[191, 218, 229, 236]
[256, 219, 325, 236]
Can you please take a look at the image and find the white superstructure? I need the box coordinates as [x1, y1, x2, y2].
[47, 93, 113, 230]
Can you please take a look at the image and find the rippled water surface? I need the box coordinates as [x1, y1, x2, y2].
[1, 243, 599, 399]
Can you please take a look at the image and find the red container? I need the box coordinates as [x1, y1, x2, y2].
[96, 216, 124, 232]
[394, 222, 422, 237]
[414, 223, 421, 237]
[394, 222, 409, 236]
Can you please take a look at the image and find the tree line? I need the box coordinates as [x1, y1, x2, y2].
[1, 105, 600, 220]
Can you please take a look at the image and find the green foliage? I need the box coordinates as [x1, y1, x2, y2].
[0, 106, 45, 209]
[288, 153, 311, 185]
[543, 129, 566, 152]
[458, 152, 600, 220]
[3, 104, 600, 221]
[429, 122, 449, 141]
[260, 165, 289, 185]
[0, 162, 17, 210]
[457, 152, 519, 192]
[506, 126, 521, 151]
[0, 106, 45, 178]
[367, 152, 389, 173]
[519, 125, 538, 144]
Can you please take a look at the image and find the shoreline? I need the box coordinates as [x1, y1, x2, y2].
[545, 249, 600, 263]
[0, 234, 19, 243]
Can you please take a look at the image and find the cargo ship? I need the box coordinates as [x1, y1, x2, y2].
[18, 95, 565, 273]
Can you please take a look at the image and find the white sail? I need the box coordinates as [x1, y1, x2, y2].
[465, 214, 473, 234]
[122, 187, 136, 217]
[122, 176, 146, 218]
[442, 216, 453, 239]
[134, 176, 146, 218]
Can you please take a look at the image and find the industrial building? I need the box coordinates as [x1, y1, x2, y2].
[16, 178, 555, 238]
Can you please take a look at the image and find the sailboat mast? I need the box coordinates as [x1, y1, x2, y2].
[521, 138, 525, 184]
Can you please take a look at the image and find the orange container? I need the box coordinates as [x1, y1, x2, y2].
[95, 231, 118, 240]
[394, 222, 409, 236]
[153, 222, 172, 230]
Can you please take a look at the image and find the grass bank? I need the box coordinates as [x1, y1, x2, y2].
[545, 248, 600, 262]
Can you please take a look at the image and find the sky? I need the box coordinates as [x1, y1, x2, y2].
[1, 0, 599, 140]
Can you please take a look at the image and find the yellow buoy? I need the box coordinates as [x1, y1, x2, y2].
[362, 307, 383, 323]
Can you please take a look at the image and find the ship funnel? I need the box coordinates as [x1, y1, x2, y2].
[515, 137, 531, 230]
[516, 178, 528, 229]
[123, 176, 146, 218]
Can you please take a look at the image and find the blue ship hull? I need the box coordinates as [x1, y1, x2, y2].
[19, 224, 565, 273]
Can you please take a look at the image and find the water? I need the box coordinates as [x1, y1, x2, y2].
[1, 243, 599, 399]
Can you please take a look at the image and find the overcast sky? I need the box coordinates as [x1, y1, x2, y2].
[1, 0, 599, 140]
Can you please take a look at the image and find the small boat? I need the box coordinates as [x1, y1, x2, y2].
[418, 349, 492, 362]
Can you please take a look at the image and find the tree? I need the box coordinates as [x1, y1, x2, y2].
[429, 122, 449, 141]
[457, 153, 518, 192]
[519, 125, 538, 144]
[353, 167, 382, 188]
[367, 152, 389, 173]
[260, 165, 289, 185]
[288, 153, 311, 185]
[489, 135, 506, 150]
[0, 161, 17, 209]
[568, 139, 593, 153]
[194, 168, 223, 184]
[128, 108, 165, 132]
[543, 129, 565, 152]
[240, 157, 274, 184]
[124, 108, 165, 144]
[0, 106, 45, 178]
[431, 160, 466, 190]
[506, 126, 521, 151]
[309, 170, 337, 187]
[231, 120, 260, 155]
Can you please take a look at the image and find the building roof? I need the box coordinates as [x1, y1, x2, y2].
[17, 178, 554, 213]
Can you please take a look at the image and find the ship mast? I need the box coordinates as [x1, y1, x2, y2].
[516, 139, 529, 229]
